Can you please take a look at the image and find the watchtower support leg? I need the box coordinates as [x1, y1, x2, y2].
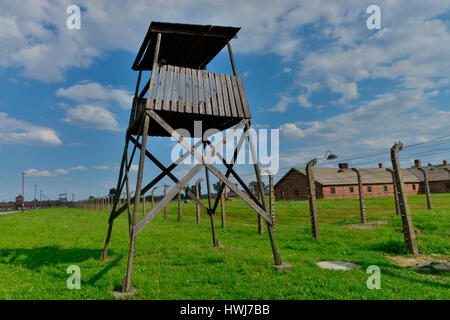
[245, 122, 282, 265]
[204, 161, 219, 247]
[123, 114, 150, 292]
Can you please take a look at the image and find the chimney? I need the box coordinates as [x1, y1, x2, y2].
[414, 159, 421, 168]
[378, 163, 383, 168]
[444, 160, 448, 166]
[338, 163, 348, 169]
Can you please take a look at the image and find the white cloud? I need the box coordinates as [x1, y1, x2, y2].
[130, 164, 139, 172]
[70, 165, 88, 171]
[0, 0, 352, 82]
[93, 165, 111, 170]
[56, 82, 132, 109]
[265, 94, 294, 112]
[25, 168, 68, 177]
[62, 104, 121, 131]
[24, 169, 55, 177]
[0, 112, 62, 146]
[279, 123, 305, 139]
[278, 89, 450, 167]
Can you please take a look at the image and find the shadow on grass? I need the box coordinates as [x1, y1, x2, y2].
[374, 261, 450, 291]
[0, 246, 124, 285]
[0, 246, 101, 269]
[369, 239, 408, 255]
[87, 255, 122, 285]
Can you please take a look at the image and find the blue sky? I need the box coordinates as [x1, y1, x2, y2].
[1, 1, 450, 201]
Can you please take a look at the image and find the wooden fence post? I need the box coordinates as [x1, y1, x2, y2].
[142, 193, 146, 217]
[163, 185, 170, 220]
[253, 186, 264, 234]
[418, 168, 433, 210]
[306, 159, 320, 240]
[195, 179, 203, 224]
[261, 169, 276, 231]
[220, 191, 226, 228]
[391, 141, 419, 255]
[177, 191, 182, 222]
[352, 168, 366, 224]
[151, 186, 158, 209]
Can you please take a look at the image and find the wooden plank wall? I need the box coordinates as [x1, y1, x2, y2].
[136, 65, 251, 119]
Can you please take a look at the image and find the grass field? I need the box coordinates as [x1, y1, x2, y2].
[0, 193, 448, 300]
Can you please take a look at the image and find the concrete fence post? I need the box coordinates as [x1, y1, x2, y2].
[386, 168, 400, 215]
[418, 168, 433, 210]
[306, 159, 320, 240]
[352, 168, 367, 224]
[391, 141, 419, 255]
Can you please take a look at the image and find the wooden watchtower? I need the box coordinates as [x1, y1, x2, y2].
[100, 21, 290, 293]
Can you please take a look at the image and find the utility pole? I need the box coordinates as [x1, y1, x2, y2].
[391, 141, 419, 255]
[19, 172, 26, 213]
[34, 185, 38, 210]
[352, 168, 367, 224]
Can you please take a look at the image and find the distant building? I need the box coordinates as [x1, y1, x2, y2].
[15, 195, 24, 210]
[275, 160, 450, 201]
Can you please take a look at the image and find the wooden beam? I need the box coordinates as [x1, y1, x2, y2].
[134, 164, 204, 235]
[129, 136, 209, 214]
[227, 42, 238, 76]
[148, 111, 272, 224]
[109, 137, 203, 222]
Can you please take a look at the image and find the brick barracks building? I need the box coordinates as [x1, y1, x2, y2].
[275, 160, 450, 201]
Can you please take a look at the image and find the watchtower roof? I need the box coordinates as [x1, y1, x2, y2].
[132, 21, 241, 71]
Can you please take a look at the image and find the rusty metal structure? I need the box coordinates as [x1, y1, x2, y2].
[100, 22, 289, 293]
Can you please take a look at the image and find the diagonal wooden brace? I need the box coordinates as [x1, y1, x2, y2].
[129, 136, 209, 215]
[148, 110, 273, 225]
[109, 138, 204, 222]
[134, 164, 204, 235]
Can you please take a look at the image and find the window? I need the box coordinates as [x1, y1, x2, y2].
[350, 187, 354, 193]
[367, 186, 372, 192]
[384, 186, 388, 192]
[280, 190, 285, 197]
[294, 190, 300, 196]
[331, 187, 336, 194]
[446, 183, 450, 190]
[412, 184, 416, 190]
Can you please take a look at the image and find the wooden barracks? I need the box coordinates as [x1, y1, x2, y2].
[275, 160, 450, 201]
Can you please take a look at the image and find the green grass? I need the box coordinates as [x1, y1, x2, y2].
[0, 193, 449, 300]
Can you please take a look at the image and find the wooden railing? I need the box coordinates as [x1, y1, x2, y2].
[130, 64, 251, 123]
